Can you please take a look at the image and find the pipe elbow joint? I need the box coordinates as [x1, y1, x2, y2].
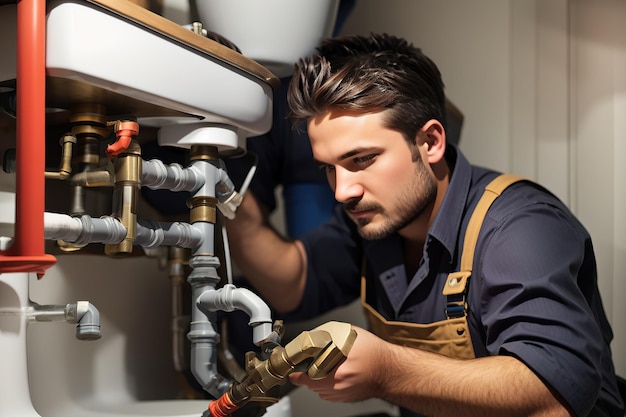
[197, 284, 273, 345]
[190, 342, 231, 398]
[71, 301, 102, 341]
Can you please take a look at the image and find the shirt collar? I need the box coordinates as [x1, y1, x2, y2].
[427, 144, 472, 260]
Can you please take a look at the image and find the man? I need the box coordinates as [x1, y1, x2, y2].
[225, 33, 624, 417]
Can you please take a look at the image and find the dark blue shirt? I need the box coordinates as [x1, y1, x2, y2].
[289, 145, 624, 417]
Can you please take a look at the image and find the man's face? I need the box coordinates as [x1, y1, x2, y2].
[307, 109, 437, 240]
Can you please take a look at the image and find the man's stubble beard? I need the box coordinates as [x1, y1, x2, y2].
[347, 157, 437, 240]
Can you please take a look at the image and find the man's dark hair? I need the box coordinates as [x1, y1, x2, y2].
[288, 33, 446, 144]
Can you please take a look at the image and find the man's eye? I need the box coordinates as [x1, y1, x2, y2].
[319, 164, 335, 172]
[354, 154, 376, 166]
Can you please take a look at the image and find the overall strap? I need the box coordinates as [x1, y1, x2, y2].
[444, 174, 526, 318]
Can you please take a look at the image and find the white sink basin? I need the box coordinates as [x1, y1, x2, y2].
[1, 0, 278, 147]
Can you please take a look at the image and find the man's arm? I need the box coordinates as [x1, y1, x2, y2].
[291, 326, 572, 417]
[225, 190, 307, 314]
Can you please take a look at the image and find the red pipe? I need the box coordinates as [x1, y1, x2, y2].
[0, 0, 56, 277]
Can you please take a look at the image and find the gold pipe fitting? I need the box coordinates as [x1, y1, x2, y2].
[45, 133, 77, 180]
[104, 140, 142, 256]
[190, 144, 219, 162]
[187, 196, 218, 224]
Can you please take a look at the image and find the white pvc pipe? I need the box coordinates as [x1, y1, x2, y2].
[43, 212, 127, 245]
[197, 284, 273, 345]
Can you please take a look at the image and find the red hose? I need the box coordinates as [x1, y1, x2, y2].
[208, 393, 239, 417]
[0, 0, 56, 277]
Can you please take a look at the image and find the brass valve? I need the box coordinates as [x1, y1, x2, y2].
[207, 321, 357, 417]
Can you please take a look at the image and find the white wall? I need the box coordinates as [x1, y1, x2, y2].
[569, 0, 626, 378]
[339, 0, 626, 377]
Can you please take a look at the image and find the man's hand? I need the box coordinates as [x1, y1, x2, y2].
[289, 326, 383, 403]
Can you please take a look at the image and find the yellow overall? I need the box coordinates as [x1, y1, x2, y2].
[362, 174, 524, 359]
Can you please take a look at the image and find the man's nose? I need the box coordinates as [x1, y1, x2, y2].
[333, 167, 364, 203]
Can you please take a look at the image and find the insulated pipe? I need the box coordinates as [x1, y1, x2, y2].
[197, 284, 272, 345]
[43, 212, 207, 249]
[135, 219, 204, 249]
[142, 159, 205, 192]
[0, 0, 56, 276]
[43, 213, 127, 245]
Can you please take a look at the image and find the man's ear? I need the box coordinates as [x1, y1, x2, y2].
[418, 119, 446, 164]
